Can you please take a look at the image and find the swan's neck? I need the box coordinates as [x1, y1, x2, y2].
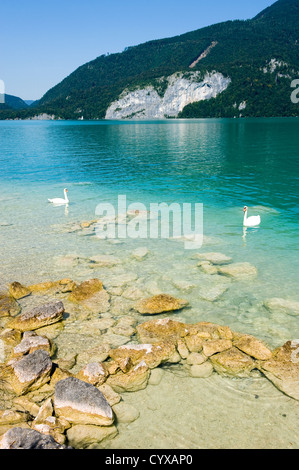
[243, 210, 248, 224]
[64, 192, 69, 203]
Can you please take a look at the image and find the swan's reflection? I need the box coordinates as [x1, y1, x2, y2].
[242, 226, 247, 245]
[242, 226, 260, 245]
[51, 202, 69, 216]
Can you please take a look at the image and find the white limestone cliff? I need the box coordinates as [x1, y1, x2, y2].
[105, 71, 231, 120]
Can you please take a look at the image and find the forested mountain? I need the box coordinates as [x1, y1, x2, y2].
[0, 94, 29, 111]
[1, 0, 298, 120]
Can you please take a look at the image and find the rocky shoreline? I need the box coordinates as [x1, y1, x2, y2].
[0, 273, 299, 449]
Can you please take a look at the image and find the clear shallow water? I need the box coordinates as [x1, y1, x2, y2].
[0, 118, 299, 448]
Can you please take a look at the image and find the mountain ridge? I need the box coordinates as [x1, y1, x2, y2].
[1, 0, 298, 120]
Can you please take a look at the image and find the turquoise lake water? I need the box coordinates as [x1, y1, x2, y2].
[0, 118, 299, 448]
[1, 118, 298, 342]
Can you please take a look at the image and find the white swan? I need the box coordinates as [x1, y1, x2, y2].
[243, 206, 261, 227]
[48, 188, 69, 205]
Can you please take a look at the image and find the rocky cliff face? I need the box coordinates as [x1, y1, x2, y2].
[105, 71, 231, 120]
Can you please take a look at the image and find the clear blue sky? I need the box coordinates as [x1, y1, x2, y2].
[0, 0, 275, 100]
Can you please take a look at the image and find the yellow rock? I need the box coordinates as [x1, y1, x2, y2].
[107, 362, 150, 393]
[66, 424, 118, 449]
[9, 282, 31, 300]
[210, 347, 256, 378]
[234, 334, 272, 360]
[0, 350, 53, 396]
[7, 301, 64, 332]
[202, 339, 233, 357]
[76, 362, 109, 386]
[68, 279, 103, 302]
[258, 341, 299, 400]
[135, 294, 188, 315]
[109, 341, 180, 371]
[184, 334, 204, 353]
[136, 318, 189, 344]
[0, 293, 21, 318]
[0, 409, 30, 425]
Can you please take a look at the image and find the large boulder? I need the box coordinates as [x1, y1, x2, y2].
[0, 350, 53, 395]
[258, 341, 299, 400]
[7, 301, 64, 332]
[0, 428, 71, 449]
[135, 294, 188, 315]
[54, 377, 114, 426]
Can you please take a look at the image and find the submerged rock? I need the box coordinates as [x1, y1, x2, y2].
[197, 261, 219, 275]
[194, 252, 232, 265]
[68, 278, 103, 302]
[98, 383, 121, 406]
[218, 262, 257, 279]
[29, 279, 76, 293]
[189, 362, 214, 378]
[112, 402, 140, 423]
[135, 294, 188, 315]
[8, 301, 64, 332]
[54, 377, 114, 426]
[132, 247, 149, 260]
[0, 292, 21, 318]
[66, 423, 118, 449]
[263, 298, 299, 316]
[89, 254, 121, 268]
[198, 284, 229, 302]
[78, 289, 110, 314]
